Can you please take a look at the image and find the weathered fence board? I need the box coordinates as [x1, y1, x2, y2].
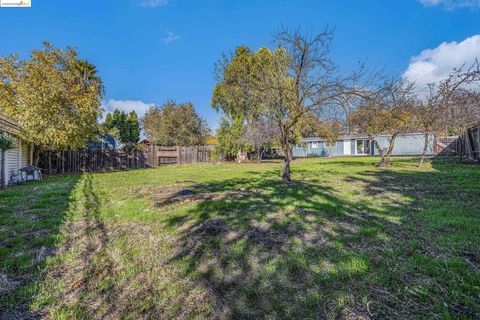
[38, 149, 146, 174]
[434, 136, 462, 156]
[464, 125, 480, 161]
[434, 125, 480, 162]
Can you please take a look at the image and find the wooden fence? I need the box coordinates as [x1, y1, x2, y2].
[37, 149, 146, 174]
[464, 125, 480, 161]
[434, 136, 462, 156]
[434, 125, 480, 162]
[145, 145, 214, 167]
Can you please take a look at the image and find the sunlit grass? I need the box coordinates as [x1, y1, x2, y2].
[1, 156, 479, 319]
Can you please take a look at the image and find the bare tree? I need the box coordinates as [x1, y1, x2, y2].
[350, 78, 416, 167]
[213, 26, 369, 182]
[264, 26, 367, 181]
[242, 116, 278, 162]
[415, 61, 480, 167]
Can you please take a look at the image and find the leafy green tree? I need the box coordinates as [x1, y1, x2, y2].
[0, 133, 15, 189]
[112, 109, 122, 129]
[127, 111, 140, 143]
[213, 28, 365, 182]
[215, 117, 249, 161]
[103, 109, 140, 144]
[0, 42, 104, 157]
[142, 101, 210, 146]
[118, 111, 129, 143]
[74, 59, 102, 94]
[104, 113, 114, 130]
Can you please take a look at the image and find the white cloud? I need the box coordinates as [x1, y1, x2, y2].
[101, 99, 154, 119]
[162, 31, 180, 44]
[403, 35, 480, 88]
[138, 0, 169, 8]
[419, 0, 480, 8]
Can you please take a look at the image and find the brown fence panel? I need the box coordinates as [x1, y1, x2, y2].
[435, 127, 480, 162]
[146, 145, 214, 166]
[38, 149, 147, 174]
[465, 125, 480, 161]
[434, 136, 462, 156]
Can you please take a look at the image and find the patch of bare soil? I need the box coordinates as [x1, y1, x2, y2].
[137, 182, 257, 208]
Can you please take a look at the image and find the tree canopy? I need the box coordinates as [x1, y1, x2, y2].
[212, 27, 366, 181]
[103, 109, 140, 144]
[0, 42, 104, 151]
[142, 101, 210, 146]
[349, 78, 416, 167]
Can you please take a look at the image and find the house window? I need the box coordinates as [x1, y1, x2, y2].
[311, 141, 319, 148]
[356, 140, 371, 155]
[295, 143, 302, 149]
[325, 141, 337, 148]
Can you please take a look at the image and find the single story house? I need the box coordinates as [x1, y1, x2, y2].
[293, 133, 435, 157]
[0, 114, 33, 186]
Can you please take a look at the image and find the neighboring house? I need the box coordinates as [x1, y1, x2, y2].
[0, 114, 33, 186]
[292, 133, 435, 158]
[88, 133, 121, 150]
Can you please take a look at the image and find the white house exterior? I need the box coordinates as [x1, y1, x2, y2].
[293, 133, 435, 158]
[0, 114, 33, 186]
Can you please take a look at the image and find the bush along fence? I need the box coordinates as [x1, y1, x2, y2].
[145, 145, 214, 167]
[37, 149, 147, 174]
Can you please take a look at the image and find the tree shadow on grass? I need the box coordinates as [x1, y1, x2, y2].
[38, 174, 215, 319]
[164, 160, 480, 319]
[341, 159, 480, 319]
[163, 171, 406, 319]
[0, 175, 81, 320]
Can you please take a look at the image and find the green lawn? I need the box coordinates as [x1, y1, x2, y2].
[1, 157, 479, 319]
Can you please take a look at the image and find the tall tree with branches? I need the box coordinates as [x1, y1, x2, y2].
[213, 27, 366, 182]
[350, 78, 416, 167]
[142, 101, 210, 146]
[0, 42, 104, 163]
[414, 61, 480, 167]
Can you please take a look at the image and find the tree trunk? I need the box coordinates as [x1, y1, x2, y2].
[282, 145, 292, 183]
[237, 149, 248, 163]
[48, 151, 52, 174]
[256, 147, 262, 163]
[1, 150, 5, 189]
[33, 147, 40, 166]
[377, 134, 398, 167]
[459, 135, 464, 162]
[418, 131, 430, 168]
[61, 150, 65, 174]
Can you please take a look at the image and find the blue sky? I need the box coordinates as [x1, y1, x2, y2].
[1, 0, 480, 130]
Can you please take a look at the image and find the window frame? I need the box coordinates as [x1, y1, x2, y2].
[355, 139, 371, 155]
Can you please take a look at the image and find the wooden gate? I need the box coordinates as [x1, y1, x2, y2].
[146, 145, 214, 166]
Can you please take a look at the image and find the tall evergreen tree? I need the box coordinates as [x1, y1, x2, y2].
[118, 111, 129, 143]
[104, 113, 113, 130]
[112, 109, 122, 129]
[103, 109, 140, 143]
[127, 111, 140, 143]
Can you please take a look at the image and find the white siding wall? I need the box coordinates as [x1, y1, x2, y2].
[1, 137, 23, 185]
[6, 137, 20, 184]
